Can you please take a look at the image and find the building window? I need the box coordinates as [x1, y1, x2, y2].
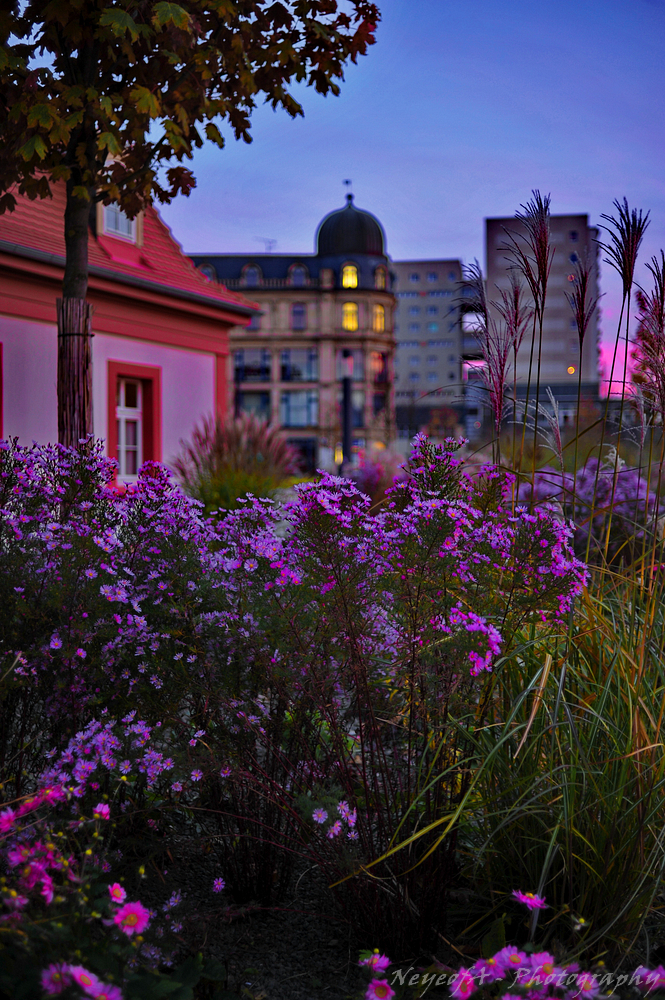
[238, 391, 270, 421]
[104, 204, 136, 242]
[374, 267, 387, 290]
[116, 379, 142, 478]
[337, 389, 365, 428]
[342, 264, 358, 289]
[569, 231, 579, 242]
[427, 372, 438, 382]
[408, 323, 420, 333]
[320, 268, 334, 289]
[281, 348, 318, 382]
[198, 263, 216, 281]
[409, 306, 420, 315]
[373, 392, 386, 415]
[427, 355, 438, 364]
[107, 362, 161, 478]
[409, 372, 421, 382]
[427, 272, 438, 282]
[242, 265, 261, 287]
[427, 306, 438, 315]
[409, 355, 420, 366]
[428, 339, 454, 347]
[247, 312, 260, 331]
[371, 351, 388, 384]
[291, 302, 307, 330]
[280, 390, 318, 427]
[336, 348, 364, 381]
[427, 322, 439, 332]
[409, 273, 420, 283]
[286, 438, 316, 473]
[569, 253, 579, 264]
[235, 348, 271, 382]
[373, 304, 385, 332]
[342, 302, 358, 331]
[289, 264, 308, 287]
[448, 271, 457, 282]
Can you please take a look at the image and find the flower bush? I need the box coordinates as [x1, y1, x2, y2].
[0, 434, 587, 960]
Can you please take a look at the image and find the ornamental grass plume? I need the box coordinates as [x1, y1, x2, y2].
[493, 269, 534, 462]
[174, 412, 302, 512]
[632, 251, 665, 422]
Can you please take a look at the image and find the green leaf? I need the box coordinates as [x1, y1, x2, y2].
[26, 103, 55, 128]
[152, 2, 191, 29]
[17, 134, 47, 161]
[204, 122, 225, 149]
[99, 8, 140, 41]
[130, 85, 161, 118]
[98, 131, 122, 156]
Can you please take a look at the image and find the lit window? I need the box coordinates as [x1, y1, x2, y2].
[116, 379, 142, 478]
[375, 267, 387, 290]
[427, 322, 439, 332]
[342, 302, 358, 331]
[291, 303, 307, 330]
[370, 351, 388, 383]
[427, 272, 438, 282]
[280, 390, 318, 427]
[104, 204, 136, 242]
[342, 265, 358, 289]
[373, 304, 385, 332]
[409, 273, 420, 283]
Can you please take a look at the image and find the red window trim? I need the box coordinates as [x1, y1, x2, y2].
[107, 361, 162, 466]
[0, 343, 3, 439]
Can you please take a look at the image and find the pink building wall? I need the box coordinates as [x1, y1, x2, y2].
[0, 315, 58, 442]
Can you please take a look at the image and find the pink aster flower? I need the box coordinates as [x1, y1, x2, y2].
[366, 980, 395, 1000]
[113, 899, 150, 936]
[41, 963, 72, 995]
[90, 984, 123, 1000]
[574, 972, 600, 997]
[213, 877, 226, 892]
[471, 956, 506, 983]
[512, 889, 548, 910]
[69, 966, 101, 992]
[643, 966, 665, 991]
[108, 883, 126, 903]
[359, 950, 391, 972]
[327, 820, 343, 838]
[93, 803, 110, 820]
[450, 969, 477, 999]
[495, 947, 529, 971]
[530, 952, 558, 977]
[191, 769, 203, 782]
[312, 807, 328, 824]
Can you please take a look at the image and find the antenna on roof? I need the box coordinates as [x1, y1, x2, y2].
[257, 238, 277, 253]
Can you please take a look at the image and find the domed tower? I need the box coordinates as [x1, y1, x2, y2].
[316, 193, 386, 258]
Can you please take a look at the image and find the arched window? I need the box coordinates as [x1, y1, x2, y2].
[342, 264, 358, 289]
[289, 264, 308, 287]
[291, 303, 307, 330]
[243, 265, 261, 287]
[342, 302, 358, 331]
[373, 304, 385, 332]
[198, 263, 216, 281]
[374, 267, 386, 290]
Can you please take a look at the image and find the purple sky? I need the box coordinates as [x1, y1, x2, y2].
[159, 0, 665, 391]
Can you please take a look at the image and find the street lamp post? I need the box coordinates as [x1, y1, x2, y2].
[341, 349, 354, 466]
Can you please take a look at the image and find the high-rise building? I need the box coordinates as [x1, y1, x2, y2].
[391, 259, 464, 438]
[190, 195, 396, 471]
[485, 213, 601, 424]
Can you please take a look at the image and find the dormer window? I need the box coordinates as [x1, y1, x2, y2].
[104, 203, 136, 242]
[342, 264, 358, 289]
[243, 265, 261, 288]
[289, 264, 308, 287]
[198, 263, 216, 281]
[374, 267, 386, 290]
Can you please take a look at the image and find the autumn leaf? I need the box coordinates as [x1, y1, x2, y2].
[204, 122, 224, 149]
[152, 3, 191, 30]
[18, 134, 48, 161]
[130, 85, 161, 118]
[99, 8, 140, 41]
[27, 104, 56, 129]
[98, 131, 122, 156]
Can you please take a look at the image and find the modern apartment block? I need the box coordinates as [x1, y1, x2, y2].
[485, 213, 601, 423]
[190, 195, 396, 471]
[391, 259, 463, 438]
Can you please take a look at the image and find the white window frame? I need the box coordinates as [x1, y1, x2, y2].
[103, 204, 137, 242]
[116, 379, 143, 479]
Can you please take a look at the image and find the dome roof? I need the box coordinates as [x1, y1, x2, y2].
[316, 194, 385, 256]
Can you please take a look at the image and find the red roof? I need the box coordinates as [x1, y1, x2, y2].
[0, 183, 256, 317]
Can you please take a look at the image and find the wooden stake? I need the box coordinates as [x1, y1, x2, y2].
[57, 298, 93, 447]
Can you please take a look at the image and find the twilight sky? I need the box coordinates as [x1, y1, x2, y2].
[159, 0, 665, 391]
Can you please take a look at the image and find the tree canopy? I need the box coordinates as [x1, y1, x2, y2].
[0, 0, 379, 216]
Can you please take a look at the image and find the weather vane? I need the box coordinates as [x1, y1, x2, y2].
[257, 238, 277, 253]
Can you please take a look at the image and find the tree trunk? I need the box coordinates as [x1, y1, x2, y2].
[57, 298, 93, 447]
[58, 180, 94, 446]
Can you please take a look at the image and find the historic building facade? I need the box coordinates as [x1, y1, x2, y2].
[190, 194, 396, 471]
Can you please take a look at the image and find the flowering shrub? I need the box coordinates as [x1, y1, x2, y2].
[0, 434, 586, 956]
[517, 460, 663, 563]
[0, 711, 227, 999]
